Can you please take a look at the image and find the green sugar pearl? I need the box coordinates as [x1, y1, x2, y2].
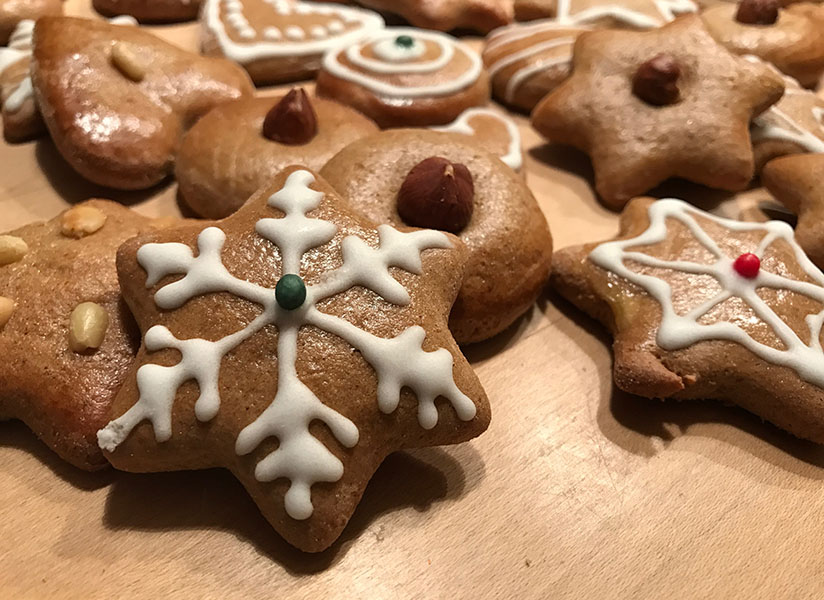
[275, 274, 307, 311]
[394, 35, 415, 48]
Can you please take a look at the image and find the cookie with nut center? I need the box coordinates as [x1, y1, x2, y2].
[531, 14, 785, 209]
[701, 1, 824, 87]
[321, 129, 553, 344]
[176, 90, 379, 219]
[0, 200, 177, 470]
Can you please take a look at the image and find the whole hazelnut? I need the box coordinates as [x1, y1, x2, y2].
[736, 0, 779, 25]
[632, 54, 681, 106]
[397, 157, 474, 233]
[262, 88, 318, 145]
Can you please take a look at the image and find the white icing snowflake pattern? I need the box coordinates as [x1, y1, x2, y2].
[590, 199, 824, 387]
[97, 169, 477, 520]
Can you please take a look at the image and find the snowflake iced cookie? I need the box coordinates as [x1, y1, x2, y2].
[552, 196, 824, 443]
[531, 15, 785, 209]
[762, 153, 824, 268]
[321, 129, 553, 343]
[176, 88, 379, 219]
[513, 0, 697, 25]
[0, 20, 42, 142]
[31, 16, 253, 190]
[316, 28, 490, 128]
[701, 0, 824, 88]
[94, 0, 202, 22]
[0, 0, 60, 45]
[430, 107, 523, 172]
[200, 0, 384, 85]
[356, 0, 513, 33]
[749, 64, 824, 169]
[97, 167, 490, 552]
[0, 201, 180, 470]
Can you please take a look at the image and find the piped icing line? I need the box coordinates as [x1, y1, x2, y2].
[203, 0, 385, 63]
[589, 198, 824, 387]
[322, 28, 483, 98]
[489, 36, 576, 103]
[554, 0, 696, 28]
[431, 108, 523, 171]
[743, 55, 824, 154]
[97, 169, 476, 521]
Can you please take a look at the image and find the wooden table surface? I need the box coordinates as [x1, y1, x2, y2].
[2, 2, 822, 599]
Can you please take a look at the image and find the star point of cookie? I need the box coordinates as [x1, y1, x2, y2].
[0, 200, 176, 470]
[552, 195, 824, 442]
[98, 166, 490, 552]
[762, 153, 824, 268]
[531, 15, 785, 209]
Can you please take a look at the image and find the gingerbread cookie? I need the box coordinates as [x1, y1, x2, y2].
[482, 21, 588, 113]
[321, 129, 553, 343]
[0, 200, 176, 471]
[762, 153, 824, 268]
[531, 15, 785, 209]
[32, 16, 253, 190]
[749, 62, 824, 168]
[176, 88, 379, 219]
[201, 0, 384, 85]
[0, 20, 42, 142]
[317, 28, 490, 128]
[1, 16, 140, 143]
[0, 0, 60, 45]
[553, 196, 824, 443]
[97, 166, 490, 552]
[701, 0, 824, 88]
[431, 107, 523, 172]
[513, 0, 697, 26]
[356, 0, 513, 33]
[94, 0, 202, 23]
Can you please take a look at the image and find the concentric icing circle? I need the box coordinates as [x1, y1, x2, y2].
[322, 27, 483, 98]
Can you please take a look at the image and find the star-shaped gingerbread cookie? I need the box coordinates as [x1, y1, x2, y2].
[359, 0, 513, 33]
[97, 166, 490, 552]
[531, 15, 785, 209]
[0, 200, 174, 470]
[762, 153, 824, 268]
[32, 16, 253, 190]
[552, 196, 824, 443]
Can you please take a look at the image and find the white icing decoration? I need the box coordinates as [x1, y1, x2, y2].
[109, 15, 139, 26]
[263, 26, 282, 40]
[97, 170, 476, 521]
[554, 0, 697, 27]
[203, 0, 385, 63]
[590, 198, 824, 387]
[372, 37, 426, 62]
[485, 21, 578, 103]
[745, 59, 824, 154]
[322, 28, 483, 98]
[431, 108, 523, 172]
[4, 76, 31, 113]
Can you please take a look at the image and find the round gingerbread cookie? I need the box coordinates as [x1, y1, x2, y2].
[701, 0, 824, 88]
[176, 89, 379, 219]
[93, 0, 201, 22]
[482, 20, 588, 112]
[320, 129, 553, 344]
[316, 28, 490, 128]
[201, 0, 385, 85]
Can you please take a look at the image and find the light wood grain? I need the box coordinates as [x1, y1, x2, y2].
[2, 2, 823, 599]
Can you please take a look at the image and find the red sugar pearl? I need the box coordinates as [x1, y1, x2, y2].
[733, 253, 761, 279]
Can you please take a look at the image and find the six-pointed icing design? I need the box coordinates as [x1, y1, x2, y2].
[98, 167, 489, 552]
